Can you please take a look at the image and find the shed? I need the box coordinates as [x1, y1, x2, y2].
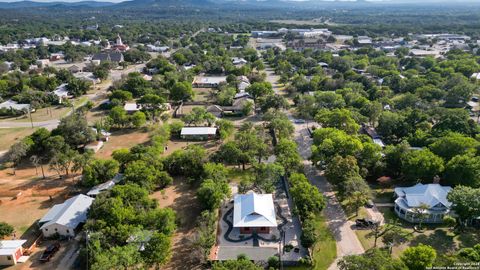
[180, 127, 217, 140]
[39, 194, 94, 237]
[0, 240, 26, 266]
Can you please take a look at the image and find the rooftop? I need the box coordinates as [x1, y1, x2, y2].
[0, 240, 27, 256]
[39, 194, 94, 229]
[233, 193, 277, 228]
[180, 127, 217, 136]
[394, 183, 452, 209]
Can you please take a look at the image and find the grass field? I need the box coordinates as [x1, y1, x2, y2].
[287, 215, 336, 270]
[0, 127, 38, 151]
[354, 206, 480, 258]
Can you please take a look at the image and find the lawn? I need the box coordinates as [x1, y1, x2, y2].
[0, 127, 38, 151]
[0, 96, 89, 123]
[311, 215, 337, 270]
[287, 215, 336, 270]
[227, 167, 254, 183]
[354, 206, 480, 259]
[193, 88, 213, 102]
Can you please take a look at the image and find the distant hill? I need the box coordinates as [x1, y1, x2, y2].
[0, 0, 115, 9]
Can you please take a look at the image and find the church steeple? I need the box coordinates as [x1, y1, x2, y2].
[116, 34, 123, 46]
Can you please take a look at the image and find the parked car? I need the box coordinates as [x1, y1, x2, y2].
[365, 200, 375, 208]
[294, 119, 306, 124]
[39, 242, 60, 262]
[355, 218, 379, 229]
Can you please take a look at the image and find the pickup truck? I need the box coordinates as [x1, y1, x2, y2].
[39, 242, 60, 262]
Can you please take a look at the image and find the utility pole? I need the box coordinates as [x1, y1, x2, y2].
[85, 230, 89, 270]
[28, 108, 34, 128]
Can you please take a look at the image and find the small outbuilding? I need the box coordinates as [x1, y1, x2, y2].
[180, 127, 217, 140]
[0, 240, 26, 266]
[39, 194, 94, 237]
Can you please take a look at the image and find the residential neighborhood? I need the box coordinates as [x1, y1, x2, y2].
[0, 1, 480, 270]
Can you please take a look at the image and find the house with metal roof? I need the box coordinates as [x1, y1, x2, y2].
[180, 127, 217, 140]
[192, 76, 227, 88]
[0, 100, 31, 113]
[87, 173, 123, 197]
[92, 52, 124, 63]
[233, 193, 277, 234]
[0, 240, 27, 266]
[39, 194, 94, 237]
[394, 183, 452, 223]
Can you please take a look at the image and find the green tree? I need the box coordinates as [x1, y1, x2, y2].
[447, 186, 480, 227]
[142, 232, 172, 267]
[6, 140, 30, 175]
[0, 222, 14, 238]
[82, 159, 120, 187]
[345, 190, 370, 217]
[216, 119, 235, 141]
[339, 248, 407, 270]
[325, 155, 361, 186]
[197, 179, 231, 210]
[66, 78, 91, 97]
[377, 111, 410, 144]
[401, 244, 437, 270]
[274, 139, 302, 175]
[130, 111, 147, 128]
[429, 132, 478, 161]
[315, 108, 360, 135]
[401, 149, 444, 182]
[444, 154, 480, 187]
[289, 173, 325, 220]
[170, 81, 194, 102]
[212, 255, 263, 270]
[253, 163, 285, 193]
[246, 82, 274, 102]
[300, 216, 317, 248]
[54, 113, 95, 146]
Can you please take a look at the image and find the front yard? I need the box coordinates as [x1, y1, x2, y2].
[287, 214, 336, 270]
[354, 205, 480, 258]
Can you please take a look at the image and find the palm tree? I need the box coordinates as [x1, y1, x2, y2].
[412, 203, 430, 231]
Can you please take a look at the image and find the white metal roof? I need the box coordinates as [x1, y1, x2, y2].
[87, 180, 115, 196]
[0, 240, 26, 255]
[180, 127, 217, 136]
[193, 76, 226, 85]
[124, 103, 140, 111]
[53, 84, 70, 98]
[0, 100, 30, 111]
[40, 194, 94, 230]
[394, 183, 452, 209]
[233, 193, 277, 228]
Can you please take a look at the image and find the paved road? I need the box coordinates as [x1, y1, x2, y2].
[262, 61, 364, 269]
[293, 123, 364, 269]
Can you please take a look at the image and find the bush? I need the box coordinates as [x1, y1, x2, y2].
[267, 256, 279, 269]
[0, 222, 14, 238]
[300, 217, 317, 248]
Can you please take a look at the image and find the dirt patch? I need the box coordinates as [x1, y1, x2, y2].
[95, 129, 150, 159]
[151, 177, 203, 270]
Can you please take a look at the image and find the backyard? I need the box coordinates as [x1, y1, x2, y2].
[150, 176, 203, 270]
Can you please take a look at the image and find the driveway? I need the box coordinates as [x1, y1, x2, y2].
[262, 61, 365, 269]
[293, 123, 364, 269]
